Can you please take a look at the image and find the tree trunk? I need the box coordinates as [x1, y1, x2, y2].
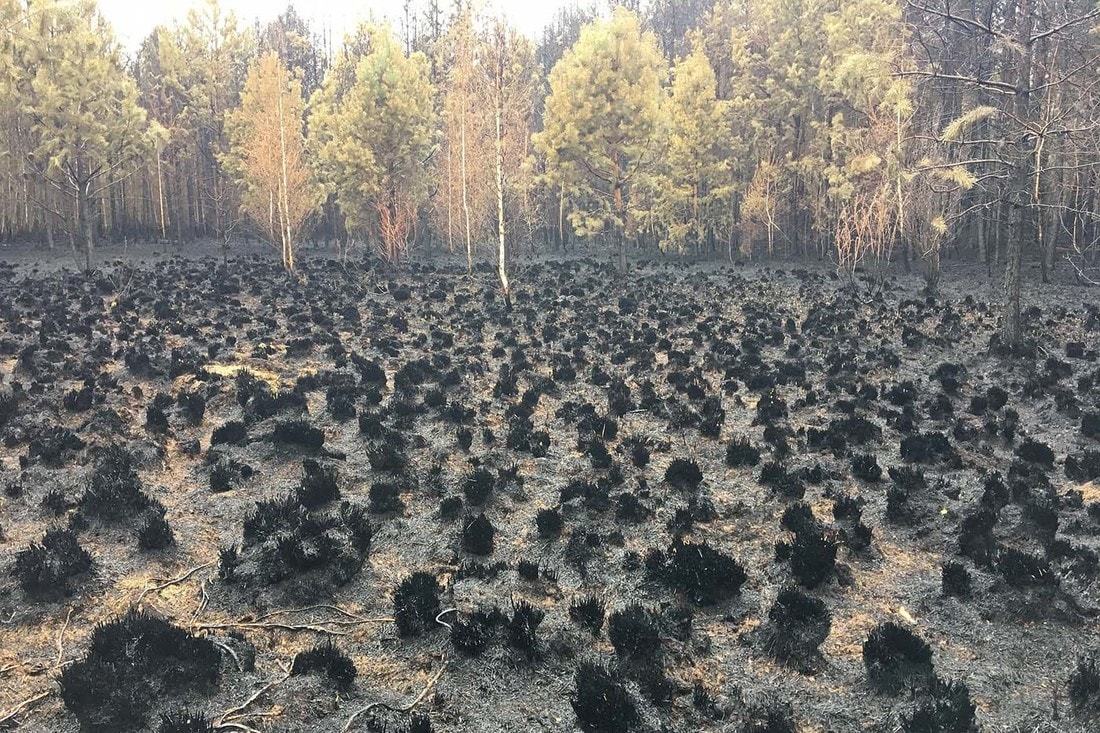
[76, 181, 94, 272]
[493, 29, 511, 310]
[999, 0, 1035, 348]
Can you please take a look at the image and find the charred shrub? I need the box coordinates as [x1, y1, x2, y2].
[958, 508, 997, 565]
[726, 436, 762, 467]
[273, 419, 324, 451]
[462, 513, 495, 555]
[608, 604, 661, 660]
[1015, 437, 1055, 468]
[12, 527, 92, 596]
[439, 496, 463, 520]
[863, 622, 934, 694]
[759, 461, 806, 499]
[996, 546, 1057, 589]
[742, 700, 798, 733]
[507, 600, 545, 659]
[59, 610, 220, 732]
[234, 496, 371, 591]
[368, 443, 408, 474]
[851, 453, 882, 482]
[211, 420, 247, 446]
[754, 389, 788, 424]
[1066, 449, 1100, 483]
[569, 595, 606, 636]
[451, 609, 503, 656]
[393, 572, 442, 637]
[79, 446, 155, 520]
[777, 518, 838, 590]
[137, 513, 174, 551]
[369, 482, 405, 514]
[158, 709, 215, 733]
[1069, 653, 1100, 715]
[571, 662, 639, 733]
[761, 586, 831, 665]
[517, 559, 540, 581]
[900, 432, 956, 465]
[463, 467, 495, 505]
[658, 538, 748, 605]
[1083, 412, 1100, 440]
[296, 459, 339, 508]
[899, 677, 978, 733]
[290, 640, 357, 689]
[941, 562, 971, 598]
[665, 458, 703, 490]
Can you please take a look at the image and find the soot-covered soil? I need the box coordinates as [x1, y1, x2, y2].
[0, 253, 1099, 733]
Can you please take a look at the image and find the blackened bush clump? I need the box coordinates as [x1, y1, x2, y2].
[462, 513, 495, 555]
[536, 507, 563, 538]
[900, 432, 956, 464]
[754, 390, 788, 424]
[571, 662, 639, 733]
[451, 609, 503, 656]
[273, 419, 324, 451]
[759, 461, 805, 499]
[742, 700, 798, 733]
[569, 596, 606, 636]
[900, 677, 978, 733]
[291, 640, 357, 689]
[137, 514, 174, 551]
[297, 459, 339, 508]
[1083, 412, 1100, 440]
[851, 453, 882, 482]
[393, 572, 442, 637]
[863, 622, 934, 694]
[761, 586, 831, 665]
[211, 420, 247, 446]
[1015, 437, 1055, 468]
[369, 482, 405, 514]
[12, 527, 92, 596]
[1069, 653, 1100, 715]
[777, 517, 838, 590]
[463, 467, 495, 505]
[941, 562, 971, 597]
[608, 604, 660, 660]
[80, 446, 156, 520]
[659, 538, 748, 605]
[726, 436, 761, 467]
[59, 610, 220, 732]
[507, 600, 545, 659]
[158, 709, 215, 733]
[1066, 449, 1100, 483]
[233, 496, 371, 592]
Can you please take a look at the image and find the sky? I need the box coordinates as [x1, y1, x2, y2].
[97, 0, 576, 53]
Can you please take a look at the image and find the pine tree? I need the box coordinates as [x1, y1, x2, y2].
[308, 25, 435, 263]
[652, 46, 732, 255]
[535, 7, 666, 269]
[7, 0, 150, 270]
[223, 52, 318, 271]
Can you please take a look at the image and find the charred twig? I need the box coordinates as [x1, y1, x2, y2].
[212, 640, 242, 671]
[55, 607, 73, 669]
[214, 663, 291, 731]
[434, 607, 458, 631]
[198, 620, 354, 635]
[341, 659, 446, 733]
[135, 561, 215, 607]
[0, 691, 51, 730]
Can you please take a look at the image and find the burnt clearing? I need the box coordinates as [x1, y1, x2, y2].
[0, 253, 1099, 732]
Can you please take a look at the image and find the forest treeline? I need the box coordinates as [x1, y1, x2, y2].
[2, 0, 1099, 343]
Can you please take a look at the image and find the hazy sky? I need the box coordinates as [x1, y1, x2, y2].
[97, 0, 577, 52]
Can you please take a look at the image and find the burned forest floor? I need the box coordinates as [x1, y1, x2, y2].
[0, 252, 1099, 733]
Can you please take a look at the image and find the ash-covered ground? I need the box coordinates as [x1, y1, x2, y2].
[0, 252, 1098, 733]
